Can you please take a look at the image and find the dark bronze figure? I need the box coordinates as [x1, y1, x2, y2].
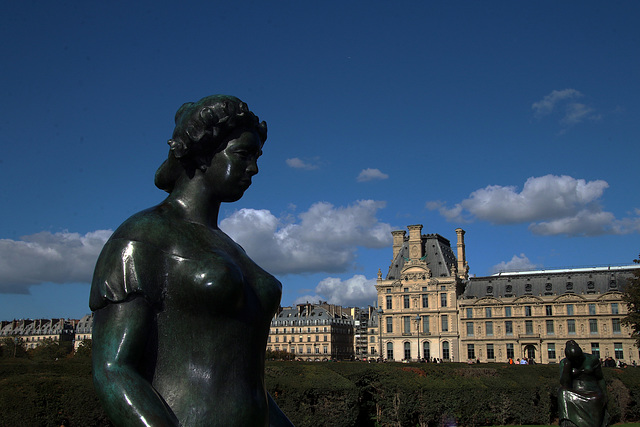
[90, 95, 293, 426]
[558, 340, 609, 427]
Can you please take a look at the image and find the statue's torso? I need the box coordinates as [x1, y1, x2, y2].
[106, 206, 282, 426]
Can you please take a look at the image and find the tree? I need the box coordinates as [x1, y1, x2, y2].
[0, 336, 27, 358]
[622, 255, 640, 347]
[74, 339, 92, 358]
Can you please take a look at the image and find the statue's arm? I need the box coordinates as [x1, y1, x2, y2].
[92, 297, 179, 427]
[268, 392, 294, 427]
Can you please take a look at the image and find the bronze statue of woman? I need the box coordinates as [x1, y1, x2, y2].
[89, 95, 293, 426]
[558, 340, 609, 427]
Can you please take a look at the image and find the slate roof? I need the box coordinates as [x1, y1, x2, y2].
[386, 233, 458, 280]
[271, 305, 353, 326]
[463, 265, 637, 299]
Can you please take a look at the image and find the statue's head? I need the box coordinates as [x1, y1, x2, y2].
[564, 340, 584, 361]
[155, 95, 267, 193]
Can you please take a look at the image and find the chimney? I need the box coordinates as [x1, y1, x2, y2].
[455, 228, 468, 279]
[407, 224, 423, 260]
[391, 230, 406, 260]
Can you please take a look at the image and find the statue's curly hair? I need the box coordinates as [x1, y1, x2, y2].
[155, 95, 267, 193]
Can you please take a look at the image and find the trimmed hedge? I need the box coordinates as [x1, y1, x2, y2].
[1, 358, 640, 426]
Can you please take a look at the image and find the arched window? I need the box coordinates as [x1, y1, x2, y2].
[386, 342, 394, 360]
[423, 341, 430, 360]
[442, 341, 450, 360]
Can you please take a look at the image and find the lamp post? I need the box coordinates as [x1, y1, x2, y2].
[414, 314, 421, 362]
[377, 308, 383, 361]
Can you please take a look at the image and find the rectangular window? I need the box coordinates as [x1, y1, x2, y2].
[315, 335, 319, 342]
[386, 296, 392, 310]
[403, 287, 408, 292]
[485, 307, 492, 318]
[545, 305, 553, 316]
[505, 320, 513, 335]
[306, 346, 311, 354]
[506, 343, 514, 359]
[315, 347, 319, 354]
[591, 343, 600, 358]
[589, 304, 596, 315]
[612, 303, 619, 314]
[567, 319, 576, 334]
[440, 293, 447, 308]
[403, 316, 411, 334]
[615, 342, 624, 359]
[567, 304, 574, 316]
[422, 294, 429, 308]
[422, 316, 430, 334]
[323, 345, 328, 354]
[589, 319, 598, 334]
[486, 321, 493, 336]
[387, 343, 394, 360]
[548, 343, 556, 360]
[404, 295, 410, 309]
[505, 306, 512, 317]
[612, 318, 621, 333]
[386, 317, 393, 333]
[467, 344, 475, 360]
[466, 308, 473, 318]
[487, 344, 494, 360]
[525, 306, 532, 317]
[441, 315, 448, 332]
[546, 320, 554, 335]
[525, 320, 533, 335]
[466, 322, 474, 336]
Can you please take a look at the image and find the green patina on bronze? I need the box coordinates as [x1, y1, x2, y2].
[559, 340, 609, 427]
[90, 95, 293, 426]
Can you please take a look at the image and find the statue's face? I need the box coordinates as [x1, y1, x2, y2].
[204, 129, 262, 202]
[565, 341, 583, 361]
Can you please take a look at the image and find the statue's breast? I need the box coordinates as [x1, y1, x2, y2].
[164, 251, 247, 314]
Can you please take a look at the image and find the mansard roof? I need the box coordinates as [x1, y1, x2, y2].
[386, 233, 457, 280]
[463, 265, 637, 299]
[271, 305, 354, 326]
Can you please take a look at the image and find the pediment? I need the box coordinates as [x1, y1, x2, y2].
[472, 296, 503, 306]
[400, 265, 432, 282]
[596, 291, 624, 302]
[513, 295, 543, 304]
[553, 293, 586, 303]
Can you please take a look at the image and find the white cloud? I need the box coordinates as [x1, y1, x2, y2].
[293, 274, 378, 307]
[532, 89, 598, 126]
[428, 174, 640, 236]
[286, 157, 319, 170]
[220, 200, 393, 274]
[532, 89, 582, 117]
[490, 254, 538, 274]
[357, 168, 389, 182]
[0, 230, 112, 294]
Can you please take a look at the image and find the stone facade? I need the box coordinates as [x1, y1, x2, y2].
[268, 303, 355, 361]
[460, 267, 635, 364]
[375, 224, 638, 364]
[374, 224, 468, 362]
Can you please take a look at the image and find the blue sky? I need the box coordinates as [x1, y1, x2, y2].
[1, 1, 639, 320]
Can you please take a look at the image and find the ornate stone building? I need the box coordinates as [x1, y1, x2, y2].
[267, 303, 354, 361]
[375, 224, 638, 364]
[460, 266, 636, 364]
[374, 225, 468, 362]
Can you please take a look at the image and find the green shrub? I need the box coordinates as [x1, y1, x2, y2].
[1, 358, 639, 426]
